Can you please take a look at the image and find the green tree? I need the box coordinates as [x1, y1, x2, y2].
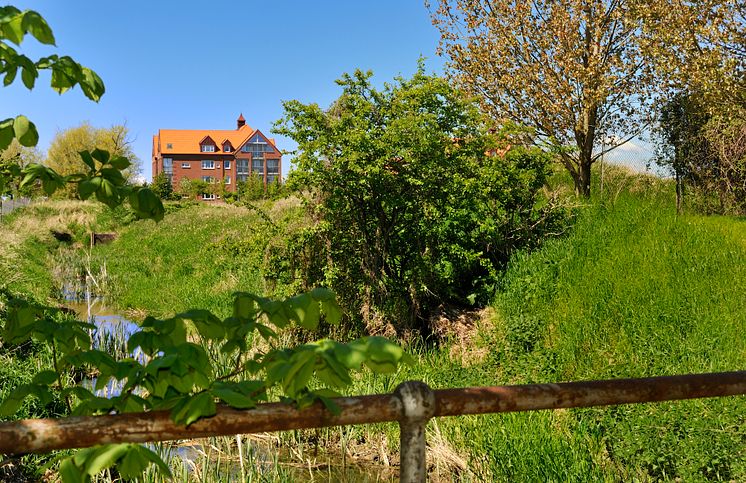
[655, 93, 712, 213]
[150, 172, 174, 200]
[275, 67, 562, 333]
[178, 178, 206, 200]
[0, 139, 43, 197]
[46, 123, 140, 186]
[237, 174, 266, 202]
[428, 0, 744, 197]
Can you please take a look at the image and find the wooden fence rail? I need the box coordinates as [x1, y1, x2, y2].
[1, 371, 745, 482]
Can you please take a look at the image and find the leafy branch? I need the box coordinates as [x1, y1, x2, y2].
[1, 289, 411, 482]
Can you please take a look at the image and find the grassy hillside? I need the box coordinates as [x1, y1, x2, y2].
[3, 177, 743, 481]
[349, 177, 745, 481]
[456, 182, 746, 481]
[91, 198, 307, 318]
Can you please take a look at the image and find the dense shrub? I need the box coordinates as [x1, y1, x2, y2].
[275, 67, 565, 334]
[656, 93, 746, 214]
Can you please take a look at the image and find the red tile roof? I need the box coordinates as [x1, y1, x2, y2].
[157, 124, 253, 155]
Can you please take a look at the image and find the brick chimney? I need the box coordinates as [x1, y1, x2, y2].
[237, 113, 246, 129]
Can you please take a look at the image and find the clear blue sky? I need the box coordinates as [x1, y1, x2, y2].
[3, 1, 445, 181]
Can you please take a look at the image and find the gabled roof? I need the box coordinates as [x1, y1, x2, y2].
[157, 123, 254, 155]
[239, 129, 281, 154]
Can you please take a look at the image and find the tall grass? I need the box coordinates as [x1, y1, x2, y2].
[91, 201, 305, 318]
[468, 182, 746, 481]
[5, 179, 744, 481]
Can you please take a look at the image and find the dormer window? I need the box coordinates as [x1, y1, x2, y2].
[223, 144, 231, 152]
[201, 144, 215, 152]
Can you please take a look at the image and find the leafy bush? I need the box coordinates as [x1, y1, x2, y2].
[149, 172, 175, 200]
[275, 66, 565, 334]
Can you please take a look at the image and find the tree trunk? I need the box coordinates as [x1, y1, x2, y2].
[579, 159, 592, 198]
[675, 173, 683, 214]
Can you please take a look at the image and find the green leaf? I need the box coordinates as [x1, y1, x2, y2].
[21, 65, 36, 89]
[286, 293, 320, 330]
[78, 177, 101, 200]
[78, 150, 95, 171]
[79, 67, 105, 102]
[59, 457, 85, 483]
[100, 167, 126, 186]
[0, 384, 33, 417]
[4, 66, 17, 86]
[0, 119, 14, 150]
[3, 13, 25, 44]
[90, 148, 110, 164]
[13, 115, 38, 146]
[210, 381, 264, 409]
[136, 445, 172, 477]
[32, 369, 59, 385]
[321, 299, 343, 325]
[233, 293, 257, 320]
[310, 287, 336, 302]
[117, 446, 148, 480]
[177, 309, 225, 340]
[22, 10, 56, 45]
[50, 68, 73, 94]
[84, 444, 130, 476]
[94, 178, 119, 208]
[108, 155, 131, 170]
[170, 392, 216, 426]
[128, 187, 165, 222]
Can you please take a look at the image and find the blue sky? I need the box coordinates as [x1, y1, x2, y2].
[3, 1, 445, 180]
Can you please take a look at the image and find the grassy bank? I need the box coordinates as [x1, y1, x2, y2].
[91, 198, 306, 318]
[3, 176, 745, 481]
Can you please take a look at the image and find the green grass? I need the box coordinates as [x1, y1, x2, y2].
[91, 199, 306, 318]
[459, 184, 746, 481]
[3, 178, 745, 481]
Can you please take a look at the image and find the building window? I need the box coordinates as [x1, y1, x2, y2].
[241, 133, 275, 153]
[181, 162, 190, 169]
[201, 144, 215, 152]
[166, 143, 173, 149]
[236, 159, 249, 182]
[163, 158, 173, 183]
[225, 176, 231, 185]
[224, 160, 231, 169]
[202, 176, 214, 183]
[223, 144, 231, 152]
[252, 155, 264, 175]
[202, 160, 214, 169]
[266, 159, 279, 176]
[202, 193, 216, 200]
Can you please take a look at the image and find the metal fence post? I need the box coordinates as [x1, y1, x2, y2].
[394, 381, 436, 483]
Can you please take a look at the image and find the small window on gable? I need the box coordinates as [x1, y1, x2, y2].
[223, 144, 231, 152]
[201, 144, 215, 153]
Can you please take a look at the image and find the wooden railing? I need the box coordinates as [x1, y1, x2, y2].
[2, 371, 745, 482]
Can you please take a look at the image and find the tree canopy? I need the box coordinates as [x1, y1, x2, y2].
[428, 0, 745, 196]
[46, 122, 140, 183]
[275, 67, 564, 333]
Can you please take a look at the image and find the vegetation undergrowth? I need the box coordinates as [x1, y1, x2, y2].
[4, 169, 745, 482]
